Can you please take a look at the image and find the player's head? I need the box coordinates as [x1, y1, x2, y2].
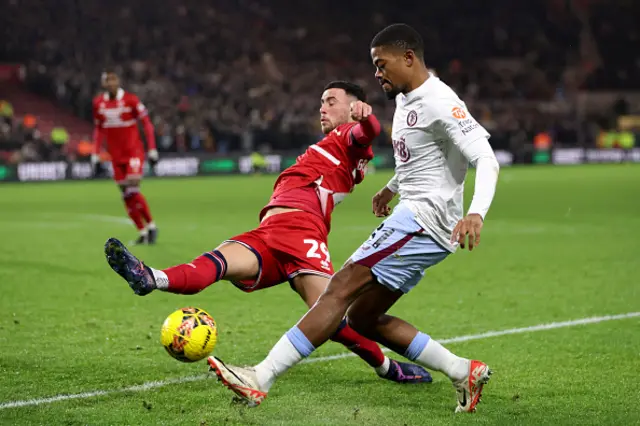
[319, 81, 367, 134]
[101, 69, 120, 96]
[370, 23, 426, 100]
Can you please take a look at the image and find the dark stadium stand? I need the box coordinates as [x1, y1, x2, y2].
[1, 0, 638, 161]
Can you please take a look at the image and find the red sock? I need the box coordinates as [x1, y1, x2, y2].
[331, 320, 385, 368]
[162, 251, 227, 294]
[123, 194, 145, 230]
[131, 192, 153, 224]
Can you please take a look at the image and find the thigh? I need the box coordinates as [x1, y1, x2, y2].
[125, 156, 144, 180]
[291, 273, 330, 308]
[112, 162, 128, 185]
[223, 230, 287, 293]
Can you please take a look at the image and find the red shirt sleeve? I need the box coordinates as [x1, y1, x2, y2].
[92, 98, 104, 155]
[130, 95, 156, 150]
[349, 114, 381, 147]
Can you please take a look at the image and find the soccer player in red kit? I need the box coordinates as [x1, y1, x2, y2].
[92, 70, 159, 244]
[104, 81, 432, 385]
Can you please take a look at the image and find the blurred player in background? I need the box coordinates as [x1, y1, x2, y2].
[104, 81, 434, 385]
[92, 70, 159, 244]
[207, 24, 500, 413]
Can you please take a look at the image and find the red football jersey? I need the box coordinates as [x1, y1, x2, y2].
[93, 88, 148, 164]
[261, 121, 374, 230]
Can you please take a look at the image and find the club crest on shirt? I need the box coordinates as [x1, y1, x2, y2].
[407, 110, 418, 127]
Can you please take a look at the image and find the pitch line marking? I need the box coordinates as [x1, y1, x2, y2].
[1, 311, 638, 410]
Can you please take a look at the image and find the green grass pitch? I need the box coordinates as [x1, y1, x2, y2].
[0, 164, 639, 425]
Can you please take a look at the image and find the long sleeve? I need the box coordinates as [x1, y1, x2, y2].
[386, 174, 399, 193]
[140, 115, 156, 151]
[92, 102, 104, 155]
[438, 102, 499, 220]
[349, 114, 381, 146]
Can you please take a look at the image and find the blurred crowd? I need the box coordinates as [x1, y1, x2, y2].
[1, 0, 639, 161]
[0, 103, 70, 163]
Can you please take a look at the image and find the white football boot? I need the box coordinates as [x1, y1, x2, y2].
[208, 357, 267, 407]
[453, 359, 492, 413]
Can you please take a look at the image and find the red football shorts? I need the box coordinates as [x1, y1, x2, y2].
[227, 211, 334, 292]
[112, 156, 144, 184]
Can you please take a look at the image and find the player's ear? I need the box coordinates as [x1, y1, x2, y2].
[405, 51, 414, 67]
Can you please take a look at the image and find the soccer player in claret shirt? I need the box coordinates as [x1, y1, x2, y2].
[92, 70, 159, 244]
[104, 81, 433, 385]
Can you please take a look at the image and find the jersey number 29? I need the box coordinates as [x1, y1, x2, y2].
[304, 239, 331, 271]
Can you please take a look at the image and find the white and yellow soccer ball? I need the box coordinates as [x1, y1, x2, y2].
[160, 307, 218, 362]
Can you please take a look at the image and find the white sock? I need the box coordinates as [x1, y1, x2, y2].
[147, 221, 156, 230]
[150, 268, 169, 290]
[139, 229, 148, 237]
[415, 339, 469, 382]
[254, 334, 303, 391]
[375, 356, 391, 376]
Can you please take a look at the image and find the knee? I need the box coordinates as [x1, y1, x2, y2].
[121, 184, 140, 198]
[345, 314, 376, 338]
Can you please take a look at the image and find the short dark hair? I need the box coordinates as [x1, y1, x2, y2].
[370, 23, 424, 60]
[101, 68, 117, 83]
[323, 81, 367, 102]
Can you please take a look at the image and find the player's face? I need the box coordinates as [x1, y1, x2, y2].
[104, 73, 120, 95]
[371, 46, 411, 100]
[319, 88, 352, 134]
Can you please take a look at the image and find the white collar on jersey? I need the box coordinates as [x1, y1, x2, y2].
[103, 88, 125, 101]
[402, 72, 436, 103]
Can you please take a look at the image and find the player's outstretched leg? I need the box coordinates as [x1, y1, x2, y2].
[104, 239, 259, 296]
[291, 274, 431, 384]
[206, 262, 378, 407]
[208, 262, 490, 412]
[104, 238, 156, 295]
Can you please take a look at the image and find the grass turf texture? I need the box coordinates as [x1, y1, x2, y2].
[0, 164, 638, 425]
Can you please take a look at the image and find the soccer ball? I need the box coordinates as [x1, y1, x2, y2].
[160, 307, 218, 362]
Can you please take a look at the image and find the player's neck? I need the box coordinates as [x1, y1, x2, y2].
[404, 68, 430, 94]
[108, 89, 120, 100]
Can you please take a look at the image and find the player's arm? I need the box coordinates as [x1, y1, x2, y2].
[386, 174, 399, 193]
[460, 139, 500, 219]
[132, 96, 158, 165]
[348, 101, 381, 147]
[91, 101, 105, 176]
[370, 173, 398, 217]
[438, 103, 500, 250]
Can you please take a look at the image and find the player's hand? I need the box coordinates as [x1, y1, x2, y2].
[90, 154, 102, 178]
[350, 101, 373, 122]
[372, 186, 396, 217]
[148, 149, 159, 167]
[451, 214, 484, 251]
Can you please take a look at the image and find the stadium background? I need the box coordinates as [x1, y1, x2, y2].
[1, 0, 639, 180]
[1, 1, 640, 425]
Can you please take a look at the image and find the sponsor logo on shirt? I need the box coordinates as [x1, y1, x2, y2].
[392, 137, 411, 163]
[458, 118, 480, 136]
[451, 107, 467, 119]
[372, 229, 394, 249]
